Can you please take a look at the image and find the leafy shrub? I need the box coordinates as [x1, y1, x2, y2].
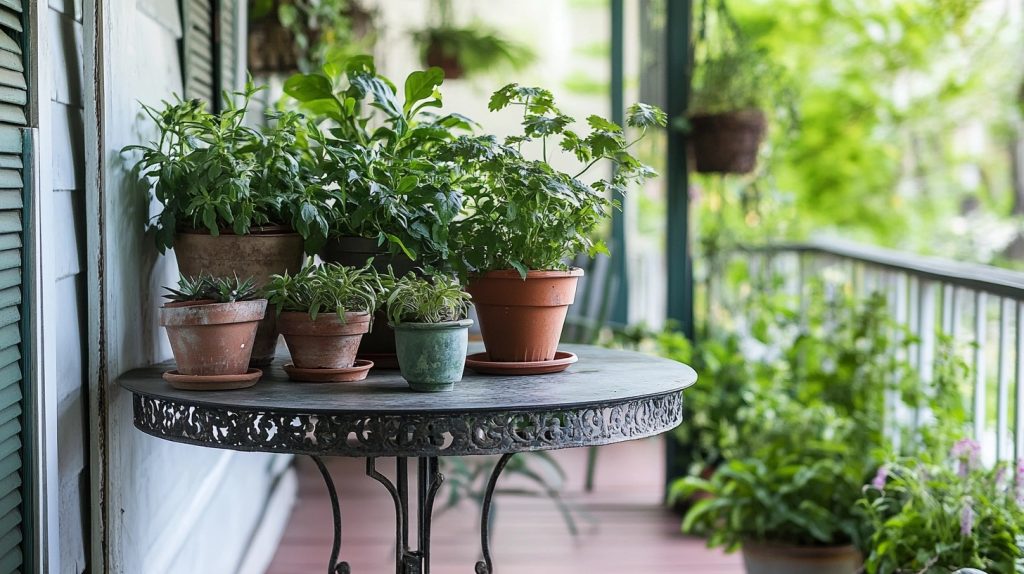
[385, 274, 471, 325]
[265, 260, 382, 319]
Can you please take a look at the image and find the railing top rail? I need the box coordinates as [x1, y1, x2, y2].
[741, 237, 1024, 300]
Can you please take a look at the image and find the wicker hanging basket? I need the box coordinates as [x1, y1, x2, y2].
[689, 109, 766, 175]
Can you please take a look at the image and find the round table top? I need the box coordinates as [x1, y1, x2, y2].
[121, 343, 696, 458]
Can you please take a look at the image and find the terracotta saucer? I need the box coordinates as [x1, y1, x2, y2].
[357, 353, 400, 370]
[465, 351, 578, 376]
[163, 368, 262, 391]
[283, 360, 374, 383]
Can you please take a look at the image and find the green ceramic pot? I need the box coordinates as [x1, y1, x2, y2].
[393, 319, 473, 392]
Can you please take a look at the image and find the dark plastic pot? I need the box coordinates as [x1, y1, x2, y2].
[159, 299, 267, 376]
[319, 236, 418, 367]
[689, 109, 766, 175]
[277, 311, 371, 369]
[174, 227, 304, 367]
[467, 269, 583, 363]
[394, 319, 473, 392]
[741, 541, 861, 574]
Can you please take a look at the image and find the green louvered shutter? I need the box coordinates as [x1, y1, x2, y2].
[0, 0, 25, 572]
[182, 0, 239, 111]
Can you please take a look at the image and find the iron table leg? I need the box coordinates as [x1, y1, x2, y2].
[475, 453, 515, 574]
[311, 456, 352, 574]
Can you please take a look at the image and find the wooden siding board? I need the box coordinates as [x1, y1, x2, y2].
[50, 102, 84, 191]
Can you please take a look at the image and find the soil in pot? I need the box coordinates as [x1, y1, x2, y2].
[689, 109, 766, 175]
[467, 269, 583, 363]
[160, 299, 268, 377]
[277, 311, 371, 369]
[320, 236, 418, 367]
[741, 542, 862, 574]
[174, 227, 304, 367]
[394, 319, 472, 392]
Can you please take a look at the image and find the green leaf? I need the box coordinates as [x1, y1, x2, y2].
[403, 68, 445, 114]
[284, 74, 336, 103]
[626, 102, 668, 128]
[586, 114, 621, 132]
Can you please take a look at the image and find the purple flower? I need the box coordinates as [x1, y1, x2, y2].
[995, 464, 1009, 492]
[871, 465, 889, 491]
[1015, 459, 1024, 506]
[960, 499, 974, 537]
[951, 438, 981, 477]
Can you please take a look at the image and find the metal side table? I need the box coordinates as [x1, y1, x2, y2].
[119, 344, 696, 573]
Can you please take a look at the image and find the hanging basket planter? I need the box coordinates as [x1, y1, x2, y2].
[689, 109, 766, 175]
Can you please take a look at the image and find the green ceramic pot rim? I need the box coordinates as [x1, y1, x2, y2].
[391, 319, 474, 331]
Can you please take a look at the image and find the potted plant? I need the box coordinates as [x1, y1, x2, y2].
[284, 56, 472, 365]
[265, 261, 381, 382]
[159, 274, 267, 390]
[447, 84, 666, 367]
[858, 444, 1024, 574]
[411, 0, 534, 80]
[247, 0, 377, 74]
[125, 82, 335, 365]
[385, 274, 473, 392]
[686, 0, 776, 174]
[672, 397, 868, 574]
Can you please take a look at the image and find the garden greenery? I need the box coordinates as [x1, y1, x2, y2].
[162, 275, 259, 304]
[385, 274, 471, 325]
[265, 260, 382, 320]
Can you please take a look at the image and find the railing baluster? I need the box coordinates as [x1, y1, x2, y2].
[997, 297, 1012, 461]
[941, 283, 954, 336]
[1016, 301, 1024, 464]
[951, 287, 963, 344]
[915, 281, 937, 433]
[974, 291, 988, 442]
[908, 275, 920, 371]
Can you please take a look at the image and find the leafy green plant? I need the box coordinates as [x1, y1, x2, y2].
[162, 274, 259, 303]
[858, 449, 1024, 574]
[264, 260, 381, 320]
[411, 0, 534, 79]
[385, 274, 471, 325]
[447, 85, 667, 277]
[124, 82, 335, 253]
[284, 56, 471, 268]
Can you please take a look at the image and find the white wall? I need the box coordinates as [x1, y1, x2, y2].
[90, 1, 293, 572]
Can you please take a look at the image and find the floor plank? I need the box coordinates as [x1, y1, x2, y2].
[264, 437, 744, 573]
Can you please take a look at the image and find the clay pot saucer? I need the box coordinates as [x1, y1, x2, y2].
[465, 351, 578, 376]
[163, 368, 263, 391]
[356, 353, 400, 370]
[283, 360, 374, 383]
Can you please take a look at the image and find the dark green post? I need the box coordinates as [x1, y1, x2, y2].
[609, 0, 628, 326]
[664, 0, 694, 498]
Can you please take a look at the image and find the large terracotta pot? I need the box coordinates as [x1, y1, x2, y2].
[160, 299, 267, 376]
[741, 542, 861, 574]
[174, 228, 305, 367]
[467, 269, 583, 363]
[277, 311, 371, 369]
[320, 236, 417, 367]
[689, 109, 766, 175]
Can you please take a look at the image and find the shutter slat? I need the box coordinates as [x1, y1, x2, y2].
[0, 545, 20, 574]
[0, 380, 21, 413]
[0, 403, 19, 427]
[0, 465, 19, 500]
[0, 87, 24, 106]
[0, 268, 19, 290]
[0, 104, 24, 126]
[0, 69, 22, 91]
[0, 191, 20, 209]
[0, 51, 20, 74]
[0, 9, 20, 32]
[0, 32, 18, 55]
[0, 514, 21, 555]
[0, 170, 20, 189]
[0, 234, 19, 251]
[0, 287, 20, 309]
[0, 1, 21, 14]
[0, 249, 18, 271]
[0, 155, 20, 170]
[0, 127, 20, 154]
[0, 212, 18, 234]
[0, 306, 19, 331]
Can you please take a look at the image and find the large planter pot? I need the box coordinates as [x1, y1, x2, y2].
[277, 311, 372, 369]
[394, 319, 473, 392]
[320, 236, 418, 367]
[159, 299, 267, 376]
[174, 228, 305, 367]
[689, 109, 766, 175]
[741, 542, 861, 574]
[467, 268, 583, 363]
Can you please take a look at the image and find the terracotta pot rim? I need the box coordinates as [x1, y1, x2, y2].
[278, 310, 373, 337]
[160, 299, 268, 326]
[741, 540, 860, 557]
[392, 319, 474, 331]
[473, 268, 585, 280]
[278, 310, 372, 323]
[162, 299, 217, 309]
[176, 225, 299, 237]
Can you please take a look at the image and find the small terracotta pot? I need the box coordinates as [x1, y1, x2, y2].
[741, 541, 862, 574]
[467, 268, 584, 363]
[174, 228, 305, 367]
[277, 311, 372, 369]
[160, 299, 268, 376]
[319, 236, 418, 367]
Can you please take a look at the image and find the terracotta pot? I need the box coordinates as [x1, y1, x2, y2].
[689, 109, 766, 175]
[174, 228, 305, 367]
[320, 236, 418, 366]
[741, 541, 862, 574]
[467, 268, 583, 363]
[277, 311, 372, 369]
[424, 41, 464, 79]
[160, 299, 267, 376]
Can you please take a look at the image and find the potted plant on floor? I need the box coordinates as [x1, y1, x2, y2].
[686, 0, 776, 174]
[386, 274, 473, 392]
[265, 261, 382, 382]
[125, 82, 335, 365]
[858, 444, 1024, 574]
[447, 84, 666, 369]
[159, 274, 267, 390]
[411, 0, 534, 80]
[672, 396, 869, 574]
